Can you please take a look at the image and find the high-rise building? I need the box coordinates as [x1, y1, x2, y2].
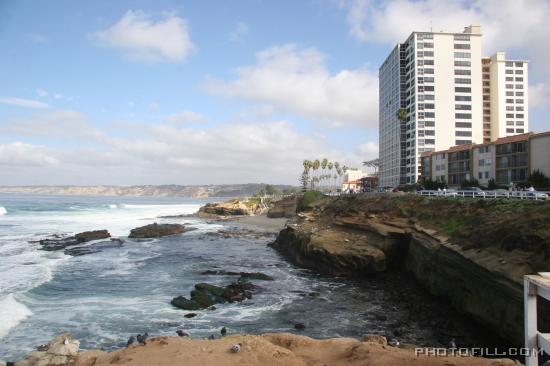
[378, 25, 529, 187]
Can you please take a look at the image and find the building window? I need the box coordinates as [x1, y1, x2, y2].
[455, 87, 471, 93]
[506, 91, 514, 96]
[516, 84, 523, 89]
[516, 99, 524, 104]
[454, 34, 470, 41]
[506, 128, 514, 133]
[506, 84, 513, 89]
[455, 69, 471, 75]
[515, 62, 523, 67]
[455, 140, 471, 145]
[516, 92, 524, 96]
[455, 95, 472, 101]
[516, 70, 523, 74]
[455, 78, 471, 84]
[506, 77, 514, 82]
[455, 104, 472, 110]
[454, 60, 471, 67]
[506, 62, 513, 67]
[424, 42, 433, 48]
[516, 77, 523, 82]
[455, 113, 472, 119]
[456, 131, 472, 137]
[506, 69, 514, 74]
[516, 128, 524, 133]
[454, 52, 471, 59]
[454, 43, 471, 49]
[478, 172, 483, 179]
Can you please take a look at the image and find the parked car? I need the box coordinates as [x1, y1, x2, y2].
[490, 189, 510, 198]
[526, 191, 549, 200]
[443, 189, 458, 197]
[458, 187, 485, 197]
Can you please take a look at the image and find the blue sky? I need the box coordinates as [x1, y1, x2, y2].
[0, 0, 549, 185]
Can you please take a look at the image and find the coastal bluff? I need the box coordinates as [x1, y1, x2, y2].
[270, 194, 550, 346]
[13, 333, 514, 366]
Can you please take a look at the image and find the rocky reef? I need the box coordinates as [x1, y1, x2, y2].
[128, 223, 187, 238]
[39, 230, 111, 251]
[171, 281, 256, 310]
[270, 194, 550, 346]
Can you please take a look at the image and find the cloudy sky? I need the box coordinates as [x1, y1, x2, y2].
[1, 0, 549, 185]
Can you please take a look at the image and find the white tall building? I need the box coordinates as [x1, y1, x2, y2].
[378, 25, 529, 187]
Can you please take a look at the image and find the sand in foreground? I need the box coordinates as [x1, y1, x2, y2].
[75, 333, 515, 366]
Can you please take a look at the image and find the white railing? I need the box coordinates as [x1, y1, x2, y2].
[524, 274, 550, 366]
[417, 190, 549, 201]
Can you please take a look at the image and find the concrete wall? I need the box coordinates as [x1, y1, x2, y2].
[530, 134, 550, 177]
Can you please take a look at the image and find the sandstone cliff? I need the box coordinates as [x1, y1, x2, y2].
[270, 194, 550, 345]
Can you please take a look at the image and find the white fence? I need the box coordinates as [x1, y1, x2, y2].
[417, 190, 549, 200]
[524, 274, 550, 366]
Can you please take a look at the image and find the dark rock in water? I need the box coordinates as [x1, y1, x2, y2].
[201, 270, 274, 281]
[137, 332, 148, 344]
[171, 296, 204, 311]
[75, 230, 110, 242]
[184, 313, 198, 318]
[64, 238, 124, 256]
[39, 229, 112, 251]
[126, 336, 136, 347]
[220, 327, 227, 336]
[294, 323, 306, 330]
[171, 280, 257, 310]
[176, 330, 189, 337]
[129, 223, 187, 238]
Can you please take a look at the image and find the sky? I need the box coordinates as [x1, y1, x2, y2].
[1, 0, 549, 186]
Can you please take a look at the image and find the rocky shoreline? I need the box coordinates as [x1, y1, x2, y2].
[270, 193, 550, 346]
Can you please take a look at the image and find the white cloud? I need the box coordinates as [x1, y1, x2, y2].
[343, 0, 550, 75]
[95, 10, 195, 63]
[36, 88, 48, 97]
[0, 106, 365, 184]
[0, 97, 50, 109]
[229, 22, 249, 42]
[164, 110, 207, 125]
[0, 110, 107, 142]
[356, 141, 378, 159]
[0, 142, 58, 167]
[530, 83, 550, 109]
[53, 93, 64, 100]
[204, 44, 378, 127]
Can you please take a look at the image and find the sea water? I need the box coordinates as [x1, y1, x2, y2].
[0, 193, 501, 360]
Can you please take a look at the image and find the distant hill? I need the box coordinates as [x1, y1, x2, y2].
[0, 184, 297, 198]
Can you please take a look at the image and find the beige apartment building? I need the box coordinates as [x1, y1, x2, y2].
[420, 131, 550, 187]
[379, 25, 529, 187]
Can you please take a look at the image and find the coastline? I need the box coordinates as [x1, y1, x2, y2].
[28, 333, 516, 366]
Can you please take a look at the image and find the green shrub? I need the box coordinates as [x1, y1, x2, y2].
[297, 190, 325, 211]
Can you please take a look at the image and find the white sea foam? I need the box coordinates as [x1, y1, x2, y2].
[0, 294, 33, 338]
[0, 206, 7, 215]
[108, 204, 117, 209]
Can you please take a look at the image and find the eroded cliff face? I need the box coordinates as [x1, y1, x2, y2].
[270, 194, 550, 345]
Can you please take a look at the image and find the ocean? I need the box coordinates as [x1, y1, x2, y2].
[0, 193, 499, 360]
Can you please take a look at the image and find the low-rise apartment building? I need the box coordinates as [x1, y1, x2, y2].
[420, 131, 550, 187]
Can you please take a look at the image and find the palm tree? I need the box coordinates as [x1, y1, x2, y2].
[362, 159, 379, 176]
[327, 162, 334, 190]
[312, 159, 320, 189]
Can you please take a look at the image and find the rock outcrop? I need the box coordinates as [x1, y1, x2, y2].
[267, 195, 297, 218]
[128, 223, 187, 238]
[38, 230, 111, 251]
[66, 333, 515, 366]
[15, 333, 79, 366]
[201, 270, 274, 281]
[197, 199, 265, 218]
[171, 280, 256, 310]
[270, 194, 550, 346]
